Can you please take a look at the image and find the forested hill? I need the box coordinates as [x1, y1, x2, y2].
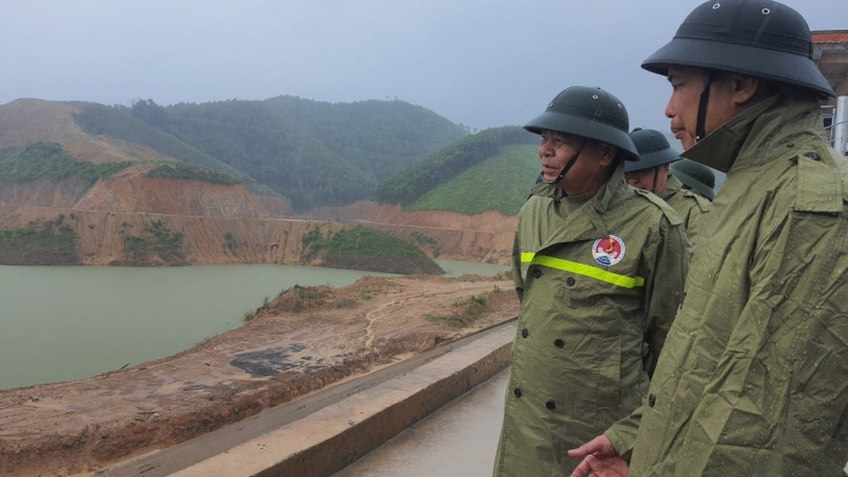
[374, 126, 539, 211]
[73, 97, 468, 211]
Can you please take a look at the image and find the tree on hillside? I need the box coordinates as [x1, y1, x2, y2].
[374, 126, 537, 206]
[130, 99, 170, 129]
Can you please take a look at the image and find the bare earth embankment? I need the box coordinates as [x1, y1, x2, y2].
[0, 274, 519, 477]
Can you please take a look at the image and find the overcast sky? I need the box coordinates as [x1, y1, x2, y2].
[1, 0, 845, 133]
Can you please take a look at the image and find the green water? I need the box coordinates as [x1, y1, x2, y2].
[0, 260, 507, 390]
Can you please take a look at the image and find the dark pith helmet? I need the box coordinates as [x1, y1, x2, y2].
[524, 86, 640, 161]
[624, 128, 683, 173]
[642, 0, 835, 98]
[670, 159, 716, 200]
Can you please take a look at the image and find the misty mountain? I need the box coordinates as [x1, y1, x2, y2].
[75, 97, 468, 211]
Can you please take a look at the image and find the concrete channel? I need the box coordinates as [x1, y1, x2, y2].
[104, 320, 516, 477]
[331, 369, 508, 477]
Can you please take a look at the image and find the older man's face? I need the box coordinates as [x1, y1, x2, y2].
[538, 131, 614, 196]
[665, 66, 742, 149]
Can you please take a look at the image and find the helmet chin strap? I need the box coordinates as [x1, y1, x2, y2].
[650, 167, 660, 194]
[544, 138, 586, 187]
[695, 72, 714, 142]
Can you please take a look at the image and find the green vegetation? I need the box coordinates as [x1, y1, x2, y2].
[145, 163, 240, 185]
[267, 284, 340, 313]
[411, 232, 438, 246]
[122, 220, 185, 266]
[425, 293, 489, 328]
[356, 283, 391, 301]
[374, 126, 537, 206]
[223, 232, 238, 251]
[295, 287, 327, 300]
[0, 142, 132, 187]
[0, 215, 79, 265]
[242, 296, 271, 322]
[406, 144, 540, 215]
[301, 225, 443, 275]
[73, 97, 466, 211]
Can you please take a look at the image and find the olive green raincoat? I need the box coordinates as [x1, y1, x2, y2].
[659, 175, 711, 246]
[606, 92, 848, 476]
[493, 165, 689, 476]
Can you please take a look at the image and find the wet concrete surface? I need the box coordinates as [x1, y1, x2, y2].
[332, 369, 509, 477]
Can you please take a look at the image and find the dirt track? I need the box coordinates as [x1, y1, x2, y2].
[0, 273, 518, 477]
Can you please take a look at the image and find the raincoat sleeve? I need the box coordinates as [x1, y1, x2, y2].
[512, 230, 524, 303]
[642, 217, 689, 378]
[681, 196, 710, 248]
[604, 403, 643, 461]
[605, 216, 688, 460]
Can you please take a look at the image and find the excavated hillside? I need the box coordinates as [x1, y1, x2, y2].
[0, 176, 91, 208]
[0, 206, 337, 266]
[0, 99, 516, 266]
[0, 173, 516, 266]
[302, 201, 517, 264]
[0, 99, 167, 164]
[75, 164, 258, 219]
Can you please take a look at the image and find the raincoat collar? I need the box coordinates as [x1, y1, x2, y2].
[529, 164, 628, 250]
[659, 175, 683, 202]
[682, 91, 823, 173]
[529, 163, 626, 215]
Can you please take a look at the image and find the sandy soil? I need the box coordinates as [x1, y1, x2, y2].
[0, 273, 518, 477]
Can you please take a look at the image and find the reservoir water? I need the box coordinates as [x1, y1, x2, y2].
[0, 260, 508, 390]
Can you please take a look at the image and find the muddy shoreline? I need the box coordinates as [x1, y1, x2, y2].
[0, 273, 518, 477]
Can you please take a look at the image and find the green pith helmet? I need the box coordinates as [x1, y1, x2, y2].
[624, 128, 682, 173]
[642, 0, 834, 98]
[524, 86, 640, 161]
[670, 159, 716, 200]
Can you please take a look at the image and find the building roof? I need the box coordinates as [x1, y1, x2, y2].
[812, 30, 848, 97]
[812, 31, 848, 44]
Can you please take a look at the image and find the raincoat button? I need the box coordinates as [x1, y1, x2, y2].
[554, 339, 564, 348]
[533, 269, 542, 279]
[649, 394, 656, 407]
[521, 328, 529, 338]
[803, 152, 821, 161]
[546, 401, 556, 411]
[566, 277, 575, 286]
[514, 388, 522, 398]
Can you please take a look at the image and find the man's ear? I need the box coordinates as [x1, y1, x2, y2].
[730, 74, 759, 105]
[597, 144, 617, 167]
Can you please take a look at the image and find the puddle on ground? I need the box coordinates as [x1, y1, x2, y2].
[332, 370, 509, 477]
[228, 342, 352, 377]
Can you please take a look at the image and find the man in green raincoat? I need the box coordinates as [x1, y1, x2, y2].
[492, 86, 689, 476]
[625, 128, 712, 246]
[670, 159, 716, 202]
[569, 1, 848, 476]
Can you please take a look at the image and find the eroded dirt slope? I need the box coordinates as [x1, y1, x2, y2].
[75, 165, 259, 219]
[303, 201, 518, 264]
[0, 274, 518, 477]
[0, 206, 340, 266]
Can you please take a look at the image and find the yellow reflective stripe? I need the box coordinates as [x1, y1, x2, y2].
[521, 253, 644, 289]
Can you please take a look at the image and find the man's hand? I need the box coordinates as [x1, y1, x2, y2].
[568, 434, 629, 477]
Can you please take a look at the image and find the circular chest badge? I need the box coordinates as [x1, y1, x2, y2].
[592, 235, 625, 267]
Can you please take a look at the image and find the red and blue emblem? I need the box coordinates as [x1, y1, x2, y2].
[592, 235, 625, 267]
